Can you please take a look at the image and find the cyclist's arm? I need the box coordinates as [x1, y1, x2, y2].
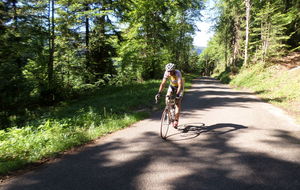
[158, 78, 167, 94]
[177, 78, 183, 95]
[176, 71, 183, 95]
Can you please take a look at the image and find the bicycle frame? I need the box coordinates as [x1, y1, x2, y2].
[159, 95, 176, 139]
[165, 95, 176, 120]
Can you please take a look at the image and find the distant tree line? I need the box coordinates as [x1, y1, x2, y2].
[0, 0, 204, 128]
[199, 0, 300, 75]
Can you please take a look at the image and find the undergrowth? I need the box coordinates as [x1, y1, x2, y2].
[230, 62, 300, 122]
[0, 74, 196, 175]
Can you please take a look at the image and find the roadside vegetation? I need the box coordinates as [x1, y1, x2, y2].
[198, 0, 300, 122]
[0, 81, 154, 175]
[1, 0, 202, 176]
[0, 0, 202, 129]
[0, 74, 196, 176]
[230, 58, 300, 123]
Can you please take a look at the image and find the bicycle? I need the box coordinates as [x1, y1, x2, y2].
[156, 94, 177, 140]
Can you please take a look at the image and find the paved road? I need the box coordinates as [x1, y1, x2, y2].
[1, 77, 300, 190]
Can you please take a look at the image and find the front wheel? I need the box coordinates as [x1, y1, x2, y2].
[160, 109, 171, 139]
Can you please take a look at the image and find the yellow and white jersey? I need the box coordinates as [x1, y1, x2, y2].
[163, 70, 182, 87]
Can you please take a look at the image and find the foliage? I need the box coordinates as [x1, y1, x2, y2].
[250, 1, 294, 62]
[0, 80, 157, 174]
[198, 0, 300, 78]
[198, 34, 224, 76]
[0, 74, 196, 175]
[117, 0, 204, 80]
[0, 0, 204, 128]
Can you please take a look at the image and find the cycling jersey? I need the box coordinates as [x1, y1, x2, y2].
[163, 70, 182, 87]
[163, 70, 184, 97]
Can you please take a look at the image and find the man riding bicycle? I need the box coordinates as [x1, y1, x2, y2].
[156, 63, 184, 128]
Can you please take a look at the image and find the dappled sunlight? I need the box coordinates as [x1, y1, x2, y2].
[2, 78, 300, 190]
[181, 78, 261, 114]
[3, 119, 300, 190]
[228, 127, 300, 164]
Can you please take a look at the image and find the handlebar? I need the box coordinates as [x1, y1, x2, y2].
[155, 94, 178, 104]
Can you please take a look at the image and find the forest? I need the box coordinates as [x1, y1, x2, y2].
[1, 0, 300, 176]
[199, 0, 300, 77]
[0, 0, 203, 128]
[1, 0, 300, 128]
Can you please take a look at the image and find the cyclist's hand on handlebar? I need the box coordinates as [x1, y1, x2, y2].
[155, 93, 161, 99]
[175, 94, 180, 99]
[155, 93, 161, 103]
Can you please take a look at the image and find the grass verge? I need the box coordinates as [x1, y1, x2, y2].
[0, 74, 196, 176]
[230, 62, 300, 123]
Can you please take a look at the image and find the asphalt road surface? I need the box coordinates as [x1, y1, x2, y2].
[1, 77, 300, 190]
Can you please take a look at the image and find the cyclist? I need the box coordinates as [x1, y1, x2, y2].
[155, 63, 184, 128]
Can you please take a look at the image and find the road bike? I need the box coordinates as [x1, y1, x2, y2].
[156, 94, 176, 139]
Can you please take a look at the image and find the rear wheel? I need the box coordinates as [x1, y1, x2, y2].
[160, 109, 171, 139]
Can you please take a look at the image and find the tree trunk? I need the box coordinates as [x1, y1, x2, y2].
[225, 40, 228, 67]
[85, 4, 90, 68]
[48, 0, 54, 97]
[244, 0, 250, 65]
[233, 16, 241, 68]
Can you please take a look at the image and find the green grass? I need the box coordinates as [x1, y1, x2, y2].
[0, 74, 196, 175]
[230, 62, 300, 122]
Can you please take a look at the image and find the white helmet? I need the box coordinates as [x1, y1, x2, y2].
[165, 63, 176, 71]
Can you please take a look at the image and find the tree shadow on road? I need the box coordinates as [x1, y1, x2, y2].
[3, 127, 300, 190]
[3, 77, 300, 190]
[181, 78, 262, 112]
[171, 128, 300, 190]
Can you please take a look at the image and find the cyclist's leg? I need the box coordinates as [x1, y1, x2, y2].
[165, 85, 172, 105]
[174, 90, 183, 126]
